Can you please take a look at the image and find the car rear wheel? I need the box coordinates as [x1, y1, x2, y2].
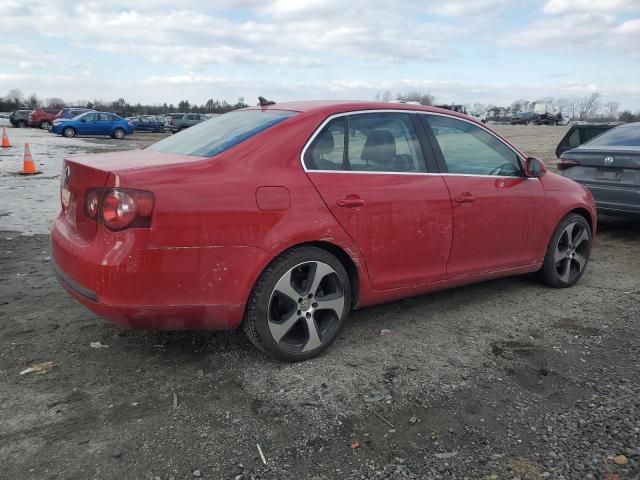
[40, 121, 52, 130]
[63, 127, 76, 138]
[540, 213, 591, 288]
[112, 128, 125, 140]
[16, 120, 27, 128]
[243, 246, 351, 361]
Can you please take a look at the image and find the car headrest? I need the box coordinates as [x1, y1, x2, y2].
[361, 130, 396, 164]
[314, 132, 335, 155]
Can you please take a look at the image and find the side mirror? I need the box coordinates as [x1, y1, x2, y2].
[525, 157, 547, 177]
[81, 118, 87, 122]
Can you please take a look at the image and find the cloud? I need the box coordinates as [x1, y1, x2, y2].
[426, 0, 511, 17]
[0, 1, 458, 67]
[543, 0, 640, 14]
[501, 12, 640, 57]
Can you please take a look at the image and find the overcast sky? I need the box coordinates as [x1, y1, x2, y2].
[2, 0, 640, 109]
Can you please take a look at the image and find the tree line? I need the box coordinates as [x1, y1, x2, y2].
[374, 90, 640, 123]
[0, 89, 248, 116]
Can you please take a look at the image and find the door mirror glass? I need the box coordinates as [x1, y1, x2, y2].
[525, 157, 547, 177]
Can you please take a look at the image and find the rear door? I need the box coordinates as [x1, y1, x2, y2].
[303, 111, 453, 290]
[97, 113, 114, 135]
[420, 114, 545, 278]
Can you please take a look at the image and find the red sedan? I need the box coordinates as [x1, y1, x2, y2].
[51, 100, 596, 361]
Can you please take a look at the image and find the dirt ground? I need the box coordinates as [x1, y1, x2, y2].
[0, 122, 639, 480]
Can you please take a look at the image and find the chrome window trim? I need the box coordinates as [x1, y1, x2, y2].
[299, 109, 528, 178]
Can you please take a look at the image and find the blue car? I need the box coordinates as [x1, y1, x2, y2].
[127, 116, 165, 133]
[50, 111, 134, 139]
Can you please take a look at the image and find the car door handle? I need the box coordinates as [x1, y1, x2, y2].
[337, 196, 365, 208]
[454, 193, 476, 204]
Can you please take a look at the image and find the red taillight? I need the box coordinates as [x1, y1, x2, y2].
[84, 188, 154, 231]
[557, 159, 579, 171]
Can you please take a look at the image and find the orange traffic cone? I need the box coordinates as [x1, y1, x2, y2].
[1, 127, 11, 148]
[20, 143, 39, 175]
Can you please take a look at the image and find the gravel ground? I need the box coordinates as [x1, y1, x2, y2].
[0, 122, 638, 480]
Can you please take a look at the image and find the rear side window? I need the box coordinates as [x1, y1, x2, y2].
[584, 124, 640, 147]
[304, 112, 426, 172]
[148, 110, 297, 157]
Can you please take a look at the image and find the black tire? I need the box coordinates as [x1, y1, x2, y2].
[112, 128, 126, 140]
[540, 213, 592, 288]
[16, 120, 27, 128]
[63, 127, 76, 138]
[40, 121, 52, 130]
[243, 246, 352, 361]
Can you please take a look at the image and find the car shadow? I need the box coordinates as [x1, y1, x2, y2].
[597, 215, 640, 241]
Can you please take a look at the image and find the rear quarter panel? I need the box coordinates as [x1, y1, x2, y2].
[112, 110, 369, 308]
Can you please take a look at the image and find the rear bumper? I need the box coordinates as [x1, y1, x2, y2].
[586, 183, 640, 216]
[50, 217, 269, 330]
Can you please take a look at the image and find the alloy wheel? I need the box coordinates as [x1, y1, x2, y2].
[554, 221, 590, 283]
[268, 261, 345, 353]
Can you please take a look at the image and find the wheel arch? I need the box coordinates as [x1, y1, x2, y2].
[568, 207, 594, 233]
[246, 240, 363, 315]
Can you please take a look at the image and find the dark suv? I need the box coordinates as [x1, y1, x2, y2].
[9, 110, 33, 128]
[168, 113, 207, 133]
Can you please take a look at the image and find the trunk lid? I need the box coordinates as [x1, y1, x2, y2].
[61, 150, 209, 241]
[560, 148, 640, 195]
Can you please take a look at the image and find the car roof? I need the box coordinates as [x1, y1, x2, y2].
[243, 100, 477, 120]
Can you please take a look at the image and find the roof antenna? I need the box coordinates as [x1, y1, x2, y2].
[258, 96, 275, 107]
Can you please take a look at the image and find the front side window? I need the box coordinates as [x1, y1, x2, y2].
[82, 113, 98, 121]
[304, 112, 426, 172]
[423, 115, 522, 176]
[148, 109, 297, 157]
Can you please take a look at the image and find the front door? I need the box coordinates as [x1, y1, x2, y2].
[304, 112, 453, 290]
[78, 113, 99, 135]
[420, 114, 545, 278]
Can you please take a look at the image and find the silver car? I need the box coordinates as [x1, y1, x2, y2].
[558, 122, 640, 217]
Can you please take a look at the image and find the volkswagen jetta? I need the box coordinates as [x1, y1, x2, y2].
[51, 101, 597, 361]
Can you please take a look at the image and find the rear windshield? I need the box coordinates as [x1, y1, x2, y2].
[148, 110, 297, 157]
[585, 124, 640, 147]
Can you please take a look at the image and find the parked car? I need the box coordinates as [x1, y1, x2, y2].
[30, 107, 93, 130]
[127, 116, 165, 133]
[558, 122, 640, 217]
[9, 110, 32, 128]
[28, 109, 61, 130]
[168, 113, 207, 133]
[166, 113, 185, 131]
[510, 112, 539, 125]
[50, 111, 134, 139]
[51, 101, 596, 361]
[58, 107, 93, 120]
[534, 113, 563, 126]
[555, 123, 617, 157]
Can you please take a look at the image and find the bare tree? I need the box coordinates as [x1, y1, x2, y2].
[45, 97, 65, 109]
[381, 90, 393, 103]
[26, 93, 40, 109]
[603, 101, 620, 120]
[6, 88, 23, 106]
[578, 93, 601, 120]
[396, 91, 434, 105]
